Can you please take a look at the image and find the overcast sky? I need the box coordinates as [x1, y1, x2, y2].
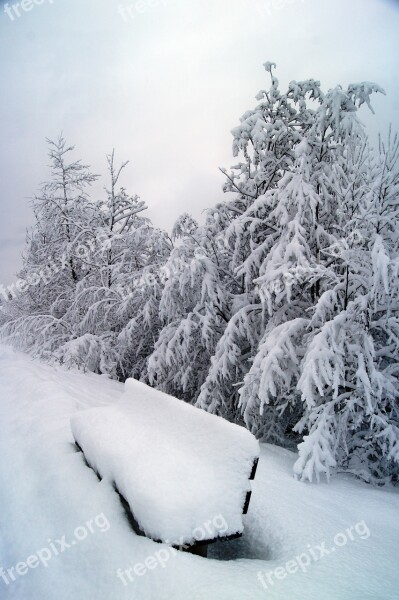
[0, 0, 398, 286]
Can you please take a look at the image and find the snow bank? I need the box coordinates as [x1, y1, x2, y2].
[71, 378, 259, 544]
[1, 345, 399, 600]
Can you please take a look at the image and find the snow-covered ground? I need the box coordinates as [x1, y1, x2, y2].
[0, 344, 398, 600]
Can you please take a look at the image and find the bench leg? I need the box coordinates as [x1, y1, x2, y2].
[184, 544, 208, 558]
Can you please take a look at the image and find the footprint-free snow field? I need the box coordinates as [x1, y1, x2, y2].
[0, 345, 398, 600]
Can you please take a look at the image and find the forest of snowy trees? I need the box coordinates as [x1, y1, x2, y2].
[1, 63, 398, 486]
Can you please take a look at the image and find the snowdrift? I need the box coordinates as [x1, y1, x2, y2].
[1, 346, 399, 600]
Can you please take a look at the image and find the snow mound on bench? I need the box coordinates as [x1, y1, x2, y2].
[71, 378, 259, 545]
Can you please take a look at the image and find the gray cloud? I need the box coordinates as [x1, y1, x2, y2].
[0, 0, 398, 285]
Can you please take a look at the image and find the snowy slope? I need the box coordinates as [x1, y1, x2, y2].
[0, 345, 398, 600]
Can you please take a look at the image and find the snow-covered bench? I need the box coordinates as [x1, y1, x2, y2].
[71, 379, 259, 556]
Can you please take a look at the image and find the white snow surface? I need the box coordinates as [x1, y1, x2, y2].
[0, 345, 399, 600]
[71, 378, 259, 544]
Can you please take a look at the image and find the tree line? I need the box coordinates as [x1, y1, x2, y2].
[1, 63, 398, 485]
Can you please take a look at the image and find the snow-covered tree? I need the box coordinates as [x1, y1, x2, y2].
[51, 151, 170, 377]
[198, 64, 397, 484]
[0, 136, 99, 357]
[293, 131, 399, 484]
[147, 211, 234, 401]
[197, 66, 328, 422]
[1, 141, 171, 377]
